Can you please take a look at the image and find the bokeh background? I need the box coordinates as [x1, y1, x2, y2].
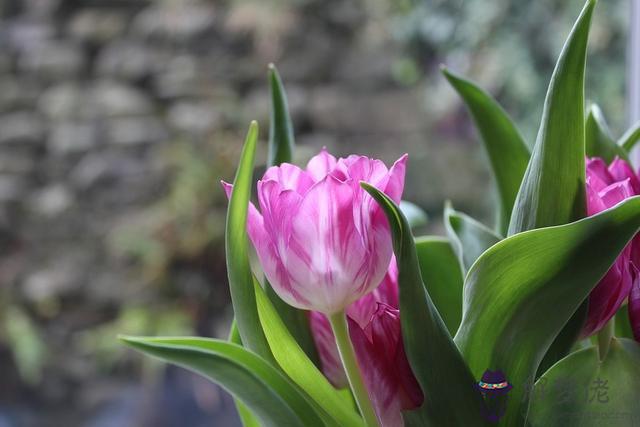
[0, 0, 631, 425]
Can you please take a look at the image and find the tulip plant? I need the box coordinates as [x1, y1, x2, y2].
[121, 1, 640, 425]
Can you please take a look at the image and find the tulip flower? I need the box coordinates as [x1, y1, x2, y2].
[223, 148, 408, 426]
[583, 157, 640, 341]
[310, 259, 423, 427]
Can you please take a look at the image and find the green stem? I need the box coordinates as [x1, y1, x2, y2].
[597, 318, 614, 361]
[328, 311, 380, 427]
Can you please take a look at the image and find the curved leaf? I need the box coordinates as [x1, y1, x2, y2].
[444, 202, 502, 273]
[442, 68, 530, 235]
[268, 63, 295, 166]
[507, 0, 596, 379]
[415, 236, 464, 335]
[455, 195, 640, 425]
[225, 122, 273, 361]
[228, 322, 261, 427]
[529, 338, 640, 426]
[585, 104, 628, 162]
[508, 0, 595, 235]
[254, 279, 363, 427]
[120, 336, 324, 427]
[619, 120, 640, 152]
[361, 183, 485, 426]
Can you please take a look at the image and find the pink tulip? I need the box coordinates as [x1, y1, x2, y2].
[310, 259, 423, 427]
[583, 157, 640, 340]
[223, 148, 407, 315]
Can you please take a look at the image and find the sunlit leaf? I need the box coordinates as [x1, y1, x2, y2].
[120, 336, 324, 427]
[254, 279, 363, 427]
[225, 122, 273, 361]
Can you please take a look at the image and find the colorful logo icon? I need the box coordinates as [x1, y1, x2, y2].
[476, 370, 512, 422]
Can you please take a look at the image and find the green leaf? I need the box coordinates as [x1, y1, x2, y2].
[361, 183, 485, 426]
[454, 195, 640, 426]
[254, 279, 363, 427]
[442, 67, 530, 235]
[585, 104, 628, 162]
[225, 121, 273, 361]
[120, 336, 324, 427]
[264, 281, 320, 368]
[619, 120, 640, 152]
[415, 236, 464, 335]
[444, 202, 502, 273]
[614, 305, 634, 340]
[508, 0, 595, 235]
[400, 200, 428, 229]
[506, 0, 596, 380]
[228, 321, 261, 427]
[268, 63, 295, 167]
[528, 338, 640, 426]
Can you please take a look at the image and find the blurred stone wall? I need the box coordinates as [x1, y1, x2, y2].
[0, 0, 491, 425]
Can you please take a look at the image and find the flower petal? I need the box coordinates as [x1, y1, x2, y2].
[586, 157, 614, 188]
[263, 163, 315, 195]
[582, 255, 633, 337]
[306, 147, 337, 182]
[609, 157, 640, 194]
[384, 154, 408, 204]
[287, 175, 369, 313]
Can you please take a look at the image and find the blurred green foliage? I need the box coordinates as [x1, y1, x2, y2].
[388, 0, 628, 139]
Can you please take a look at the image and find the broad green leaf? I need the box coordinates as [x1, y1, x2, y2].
[619, 120, 640, 152]
[508, 0, 595, 235]
[225, 122, 273, 361]
[264, 280, 319, 368]
[120, 336, 324, 427]
[528, 338, 640, 426]
[254, 279, 363, 427]
[444, 202, 502, 273]
[415, 236, 464, 335]
[585, 104, 628, 162]
[455, 195, 640, 426]
[361, 183, 485, 426]
[267, 63, 295, 166]
[400, 200, 428, 229]
[507, 0, 596, 379]
[442, 68, 530, 235]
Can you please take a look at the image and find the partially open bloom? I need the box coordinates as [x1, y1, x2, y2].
[583, 157, 640, 340]
[223, 149, 407, 315]
[310, 259, 423, 427]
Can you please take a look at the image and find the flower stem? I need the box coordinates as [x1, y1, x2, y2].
[597, 318, 614, 361]
[328, 311, 380, 427]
